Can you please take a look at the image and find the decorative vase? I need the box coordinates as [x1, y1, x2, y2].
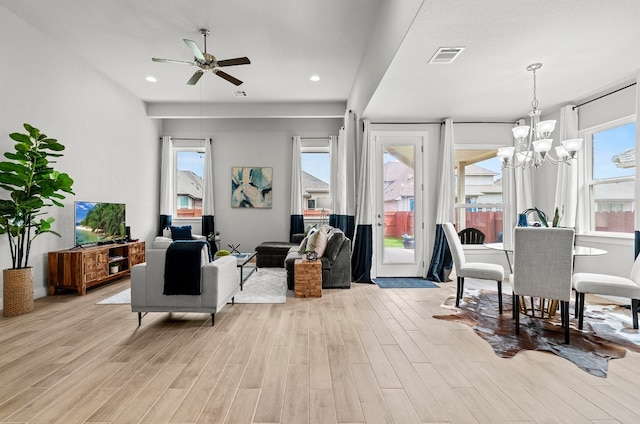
[3, 267, 34, 317]
[517, 213, 529, 227]
[109, 265, 119, 274]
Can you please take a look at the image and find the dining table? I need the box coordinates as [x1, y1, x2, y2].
[483, 242, 608, 318]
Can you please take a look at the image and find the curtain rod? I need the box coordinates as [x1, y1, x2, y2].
[573, 82, 637, 110]
[159, 137, 208, 141]
[370, 121, 515, 125]
[292, 137, 331, 140]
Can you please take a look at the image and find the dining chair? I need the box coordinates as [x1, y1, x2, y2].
[512, 227, 574, 344]
[443, 222, 504, 313]
[458, 227, 486, 245]
[573, 256, 640, 330]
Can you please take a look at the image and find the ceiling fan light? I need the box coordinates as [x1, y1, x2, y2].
[497, 146, 515, 160]
[532, 138, 552, 153]
[555, 145, 569, 159]
[512, 125, 530, 140]
[562, 138, 583, 153]
[537, 120, 557, 137]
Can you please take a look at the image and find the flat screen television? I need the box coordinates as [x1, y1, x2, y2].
[75, 201, 126, 246]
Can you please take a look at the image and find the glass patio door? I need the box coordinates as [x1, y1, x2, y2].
[373, 132, 425, 277]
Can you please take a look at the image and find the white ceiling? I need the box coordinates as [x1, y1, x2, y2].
[2, 0, 640, 122]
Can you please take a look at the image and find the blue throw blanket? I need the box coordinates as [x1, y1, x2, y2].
[163, 241, 212, 295]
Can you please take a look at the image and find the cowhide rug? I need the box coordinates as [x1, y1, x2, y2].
[434, 289, 640, 377]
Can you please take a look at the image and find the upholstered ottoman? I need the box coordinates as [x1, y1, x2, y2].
[255, 241, 297, 268]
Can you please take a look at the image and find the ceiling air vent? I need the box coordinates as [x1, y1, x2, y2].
[428, 47, 465, 64]
[232, 90, 247, 97]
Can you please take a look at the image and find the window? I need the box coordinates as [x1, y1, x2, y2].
[585, 118, 636, 233]
[301, 144, 331, 223]
[175, 149, 205, 219]
[454, 149, 504, 243]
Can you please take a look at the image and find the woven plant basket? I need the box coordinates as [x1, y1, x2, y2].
[3, 267, 34, 317]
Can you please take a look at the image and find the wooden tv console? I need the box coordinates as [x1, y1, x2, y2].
[48, 241, 145, 295]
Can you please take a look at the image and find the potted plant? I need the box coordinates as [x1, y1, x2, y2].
[214, 249, 230, 260]
[109, 260, 122, 274]
[0, 124, 74, 316]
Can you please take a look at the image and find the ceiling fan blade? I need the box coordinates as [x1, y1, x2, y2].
[183, 39, 206, 61]
[186, 70, 204, 85]
[152, 58, 196, 66]
[215, 70, 243, 86]
[216, 57, 251, 67]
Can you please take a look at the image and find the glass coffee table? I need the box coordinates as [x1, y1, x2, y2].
[233, 252, 257, 290]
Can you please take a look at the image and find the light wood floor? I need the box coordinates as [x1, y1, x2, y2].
[1, 277, 640, 424]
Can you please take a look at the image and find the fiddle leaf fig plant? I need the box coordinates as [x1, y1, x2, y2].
[0, 124, 74, 269]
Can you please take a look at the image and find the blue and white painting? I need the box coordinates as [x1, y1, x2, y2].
[231, 167, 273, 208]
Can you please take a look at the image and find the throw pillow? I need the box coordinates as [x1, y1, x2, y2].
[298, 236, 308, 252]
[314, 229, 329, 257]
[170, 225, 192, 240]
[306, 227, 329, 257]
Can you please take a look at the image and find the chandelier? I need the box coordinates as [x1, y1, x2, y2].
[497, 63, 582, 169]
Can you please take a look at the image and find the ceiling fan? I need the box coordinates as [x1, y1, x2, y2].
[152, 29, 250, 86]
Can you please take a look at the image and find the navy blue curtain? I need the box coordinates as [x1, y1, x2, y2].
[329, 214, 355, 241]
[635, 231, 640, 259]
[290, 215, 304, 242]
[158, 215, 172, 236]
[351, 225, 373, 283]
[202, 215, 214, 239]
[427, 224, 453, 282]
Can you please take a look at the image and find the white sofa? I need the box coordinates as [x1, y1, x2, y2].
[131, 245, 239, 326]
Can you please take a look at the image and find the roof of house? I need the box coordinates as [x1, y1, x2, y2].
[177, 171, 203, 199]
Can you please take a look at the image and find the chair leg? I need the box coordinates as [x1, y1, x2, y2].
[632, 299, 639, 330]
[574, 289, 578, 318]
[561, 301, 569, 344]
[512, 291, 516, 319]
[515, 294, 520, 335]
[211, 313, 215, 326]
[138, 312, 142, 326]
[456, 276, 465, 307]
[497, 279, 503, 314]
[577, 292, 585, 330]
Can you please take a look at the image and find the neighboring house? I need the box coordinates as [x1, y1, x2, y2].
[177, 171, 203, 215]
[460, 164, 503, 205]
[302, 171, 329, 209]
[383, 161, 414, 212]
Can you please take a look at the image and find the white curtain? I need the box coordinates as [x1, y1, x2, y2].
[513, 119, 534, 213]
[201, 138, 215, 238]
[159, 135, 173, 235]
[435, 119, 455, 224]
[329, 110, 357, 239]
[426, 118, 455, 282]
[351, 119, 374, 282]
[635, 74, 640, 257]
[290, 136, 304, 239]
[554, 105, 579, 227]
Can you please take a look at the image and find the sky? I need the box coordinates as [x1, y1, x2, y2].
[301, 152, 330, 183]
[177, 151, 205, 177]
[593, 122, 636, 180]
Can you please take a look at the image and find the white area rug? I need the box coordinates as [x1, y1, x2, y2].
[96, 268, 288, 305]
[234, 267, 287, 304]
[97, 288, 131, 304]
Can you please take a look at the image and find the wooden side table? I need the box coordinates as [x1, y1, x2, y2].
[294, 259, 322, 298]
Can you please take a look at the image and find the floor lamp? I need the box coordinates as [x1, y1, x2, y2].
[316, 197, 331, 225]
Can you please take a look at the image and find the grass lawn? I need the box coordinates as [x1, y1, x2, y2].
[384, 237, 405, 248]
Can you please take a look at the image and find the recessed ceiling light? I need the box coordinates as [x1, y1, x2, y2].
[146, 76, 157, 82]
[310, 75, 320, 82]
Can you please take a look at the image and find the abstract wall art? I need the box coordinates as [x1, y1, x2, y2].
[231, 166, 273, 208]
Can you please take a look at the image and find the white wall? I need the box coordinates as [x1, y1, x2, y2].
[0, 7, 160, 300]
[161, 118, 341, 252]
